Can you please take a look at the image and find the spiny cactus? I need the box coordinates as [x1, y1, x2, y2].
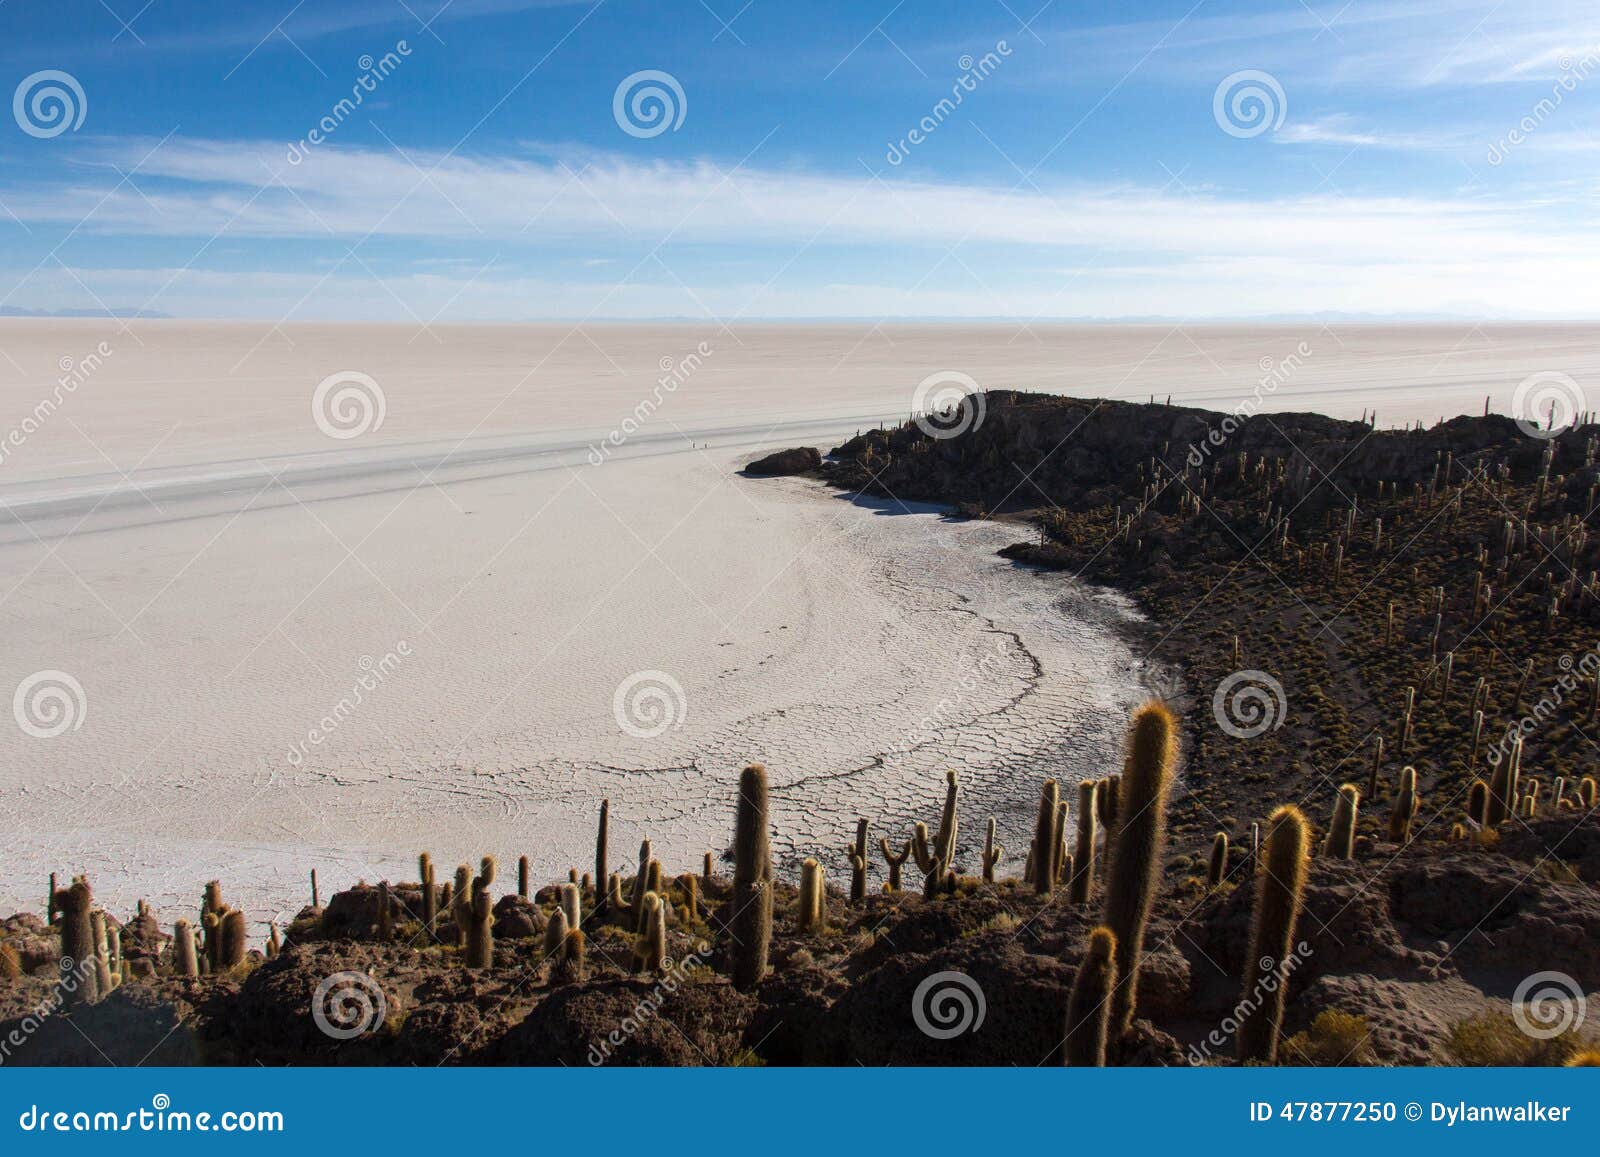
[267, 921, 281, 959]
[1382, 768, 1420, 844]
[731, 763, 773, 992]
[463, 863, 495, 969]
[681, 874, 700, 922]
[203, 880, 223, 918]
[310, 868, 319, 909]
[1236, 805, 1310, 1064]
[646, 860, 663, 895]
[90, 911, 114, 995]
[450, 864, 472, 948]
[1449, 822, 1466, 841]
[560, 881, 581, 932]
[981, 817, 1003, 883]
[1063, 926, 1118, 1067]
[220, 908, 247, 968]
[1324, 784, 1359, 859]
[596, 799, 610, 915]
[556, 928, 587, 984]
[542, 905, 569, 960]
[636, 892, 667, 975]
[173, 918, 198, 979]
[377, 881, 393, 942]
[518, 856, 530, 900]
[880, 837, 911, 891]
[202, 912, 221, 973]
[55, 876, 96, 1004]
[847, 818, 869, 902]
[1103, 701, 1177, 1034]
[1581, 776, 1597, 809]
[1486, 737, 1520, 826]
[1031, 779, 1060, 896]
[911, 822, 936, 874]
[1207, 831, 1229, 886]
[933, 770, 959, 865]
[798, 858, 824, 932]
[1070, 780, 1097, 905]
[631, 838, 653, 927]
[419, 853, 437, 933]
[703, 850, 714, 881]
[1096, 774, 1121, 876]
[47, 873, 57, 927]
[1467, 778, 1489, 827]
[1053, 799, 1070, 884]
[607, 872, 626, 914]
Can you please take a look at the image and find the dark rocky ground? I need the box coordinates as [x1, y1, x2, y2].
[4, 392, 1598, 1066]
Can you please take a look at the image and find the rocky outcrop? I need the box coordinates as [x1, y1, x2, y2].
[744, 446, 821, 476]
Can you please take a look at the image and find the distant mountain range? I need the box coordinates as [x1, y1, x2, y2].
[0, 306, 172, 319]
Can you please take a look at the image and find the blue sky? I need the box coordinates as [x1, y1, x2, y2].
[2, 0, 1599, 320]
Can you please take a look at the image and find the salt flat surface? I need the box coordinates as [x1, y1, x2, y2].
[0, 320, 1586, 932]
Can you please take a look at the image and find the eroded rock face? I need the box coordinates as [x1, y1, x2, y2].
[744, 447, 822, 476]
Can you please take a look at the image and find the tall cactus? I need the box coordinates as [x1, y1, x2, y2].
[1103, 701, 1177, 1034]
[731, 763, 773, 992]
[90, 911, 114, 994]
[1064, 926, 1118, 1066]
[636, 892, 667, 975]
[1070, 779, 1098, 905]
[846, 818, 869, 903]
[463, 861, 495, 969]
[1207, 831, 1229, 886]
[981, 817, 1003, 883]
[1388, 766, 1419, 843]
[1031, 779, 1060, 896]
[419, 853, 437, 933]
[880, 838, 911, 891]
[220, 908, 247, 967]
[173, 918, 198, 978]
[54, 878, 96, 1004]
[1236, 806, 1310, 1064]
[542, 905, 569, 961]
[595, 798, 610, 915]
[517, 856, 530, 900]
[377, 881, 392, 942]
[910, 822, 936, 875]
[1324, 784, 1359, 859]
[1485, 736, 1521, 826]
[798, 858, 824, 932]
[933, 770, 959, 865]
[1467, 778, 1489, 827]
[560, 881, 581, 932]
